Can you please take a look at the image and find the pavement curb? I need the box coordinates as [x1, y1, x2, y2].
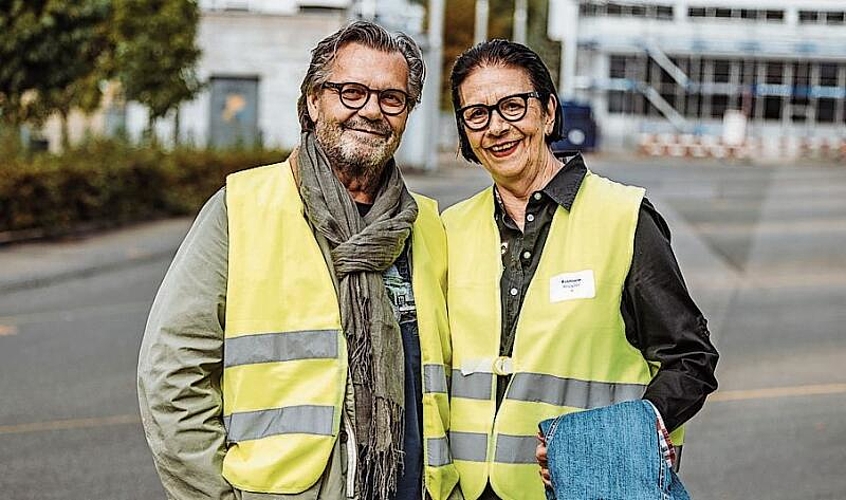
[0, 247, 180, 294]
[0, 217, 192, 294]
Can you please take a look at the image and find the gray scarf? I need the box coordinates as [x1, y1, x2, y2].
[296, 132, 418, 500]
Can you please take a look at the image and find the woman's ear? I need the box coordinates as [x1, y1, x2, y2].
[545, 94, 559, 136]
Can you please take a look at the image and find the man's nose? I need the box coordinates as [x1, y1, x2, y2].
[357, 92, 384, 120]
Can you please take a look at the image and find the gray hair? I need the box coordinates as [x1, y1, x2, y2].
[297, 20, 426, 131]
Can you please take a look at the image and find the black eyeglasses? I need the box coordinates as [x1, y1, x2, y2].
[458, 91, 541, 131]
[322, 81, 410, 116]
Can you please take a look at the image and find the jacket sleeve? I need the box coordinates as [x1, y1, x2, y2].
[622, 198, 719, 433]
[137, 189, 237, 499]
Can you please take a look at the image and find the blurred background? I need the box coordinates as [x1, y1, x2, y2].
[1, 1, 845, 499]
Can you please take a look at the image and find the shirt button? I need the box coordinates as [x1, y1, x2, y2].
[533, 192, 542, 201]
[522, 251, 531, 260]
[509, 287, 519, 296]
[526, 214, 535, 222]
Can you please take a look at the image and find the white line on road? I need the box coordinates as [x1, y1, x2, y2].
[0, 414, 140, 435]
[0, 300, 150, 326]
[709, 383, 846, 402]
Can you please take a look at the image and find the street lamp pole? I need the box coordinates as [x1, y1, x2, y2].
[424, 0, 445, 171]
[514, 0, 528, 44]
[475, 0, 489, 43]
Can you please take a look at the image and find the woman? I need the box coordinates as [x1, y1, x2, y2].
[441, 40, 719, 500]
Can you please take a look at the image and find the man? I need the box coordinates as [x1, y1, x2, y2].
[138, 21, 460, 500]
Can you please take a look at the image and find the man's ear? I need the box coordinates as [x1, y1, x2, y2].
[307, 91, 320, 124]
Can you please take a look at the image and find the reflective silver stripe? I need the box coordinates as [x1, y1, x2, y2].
[424, 364, 448, 394]
[451, 369, 493, 400]
[450, 431, 488, 462]
[223, 405, 335, 443]
[427, 437, 452, 467]
[224, 329, 339, 368]
[494, 434, 538, 464]
[506, 373, 647, 409]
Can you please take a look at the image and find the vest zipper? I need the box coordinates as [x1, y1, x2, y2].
[343, 414, 358, 498]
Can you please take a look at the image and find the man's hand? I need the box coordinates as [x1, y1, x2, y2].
[536, 431, 552, 489]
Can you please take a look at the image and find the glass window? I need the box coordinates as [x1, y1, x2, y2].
[799, 11, 818, 23]
[688, 7, 706, 18]
[607, 3, 623, 16]
[714, 60, 731, 83]
[715, 8, 732, 18]
[711, 95, 729, 118]
[631, 4, 646, 17]
[794, 63, 811, 87]
[685, 93, 701, 118]
[741, 60, 757, 85]
[765, 10, 784, 21]
[817, 98, 836, 123]
[610, 55, 627, 79]
[826, 11, 845, 24]
[764, 96, 782, 120]
[608, 91, 636, 114]
[820, 63, 839, 86]
[766, 62, 784, 84]
[791, 97, 809, 123]
[657, 5, 674, 19]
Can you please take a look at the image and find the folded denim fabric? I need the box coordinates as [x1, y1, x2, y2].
[538, 400, 690, 500]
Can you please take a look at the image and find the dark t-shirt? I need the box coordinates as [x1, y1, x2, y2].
[384, 247, 423, 500]
[359, 202, 423, 499]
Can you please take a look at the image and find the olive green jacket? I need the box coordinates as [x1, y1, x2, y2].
[137, 189, 461, 500]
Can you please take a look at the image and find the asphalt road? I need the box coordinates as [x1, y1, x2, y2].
[1, 155, 845, 499]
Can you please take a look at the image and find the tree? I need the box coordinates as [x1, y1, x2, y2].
[112, 0, 202, 143]
[440, 0, 560, 110]
[0, 0, 113, 146]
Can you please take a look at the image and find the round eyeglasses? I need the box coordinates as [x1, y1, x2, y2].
[458, 91, 541, 131]
[322, 81, 410, 116]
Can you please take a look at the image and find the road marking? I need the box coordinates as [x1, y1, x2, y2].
[0, 414, 140, 435]
[0, 300, 150, 326]
[0, 324, 18, 336]
[709, 383, 846, 402]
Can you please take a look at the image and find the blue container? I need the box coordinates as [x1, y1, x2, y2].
[551, 101, 599, 153]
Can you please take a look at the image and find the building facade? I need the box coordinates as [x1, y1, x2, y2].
[548, 0, 846, 158]
[156, 0, 351, 149]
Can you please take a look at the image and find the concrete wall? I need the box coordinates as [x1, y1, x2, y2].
[179, 10, 347, 149]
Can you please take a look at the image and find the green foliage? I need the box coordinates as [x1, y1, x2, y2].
[527, 0, 561, 89]
[0, 141, 287, 235]
[0, 0, 203, 140]
[113, 0, 203, 122]
[0, 0, 113, 126]
[440, 0, 561, 110]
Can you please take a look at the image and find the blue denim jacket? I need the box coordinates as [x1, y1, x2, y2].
[538, 400, 690, 500]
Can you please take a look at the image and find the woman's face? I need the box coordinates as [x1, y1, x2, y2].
[457, 65, 556, 185]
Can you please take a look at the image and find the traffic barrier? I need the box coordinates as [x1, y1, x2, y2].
[637, 133, 845, 162]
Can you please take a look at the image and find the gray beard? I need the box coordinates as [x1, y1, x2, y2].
[314, 119, 398, 195]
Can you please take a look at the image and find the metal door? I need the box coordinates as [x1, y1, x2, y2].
[209, 76, 259, 148]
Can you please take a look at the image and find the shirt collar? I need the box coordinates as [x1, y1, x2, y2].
[492, 152, 587, 215]
[541, 153, 587, 211]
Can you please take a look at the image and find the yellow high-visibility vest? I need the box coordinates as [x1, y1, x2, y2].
[223, 161, 459, 498]
[442, 171, 684, 500]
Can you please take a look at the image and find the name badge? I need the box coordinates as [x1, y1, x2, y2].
[549, 270, 596, 303]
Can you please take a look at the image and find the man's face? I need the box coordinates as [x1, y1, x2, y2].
[307, 43, 411, 179]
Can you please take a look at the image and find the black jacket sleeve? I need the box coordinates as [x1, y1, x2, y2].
[622, 198, 719, 433]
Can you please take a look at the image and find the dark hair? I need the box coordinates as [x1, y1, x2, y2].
[297, 20, 425, 132]
[450, 39, 563, 164]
